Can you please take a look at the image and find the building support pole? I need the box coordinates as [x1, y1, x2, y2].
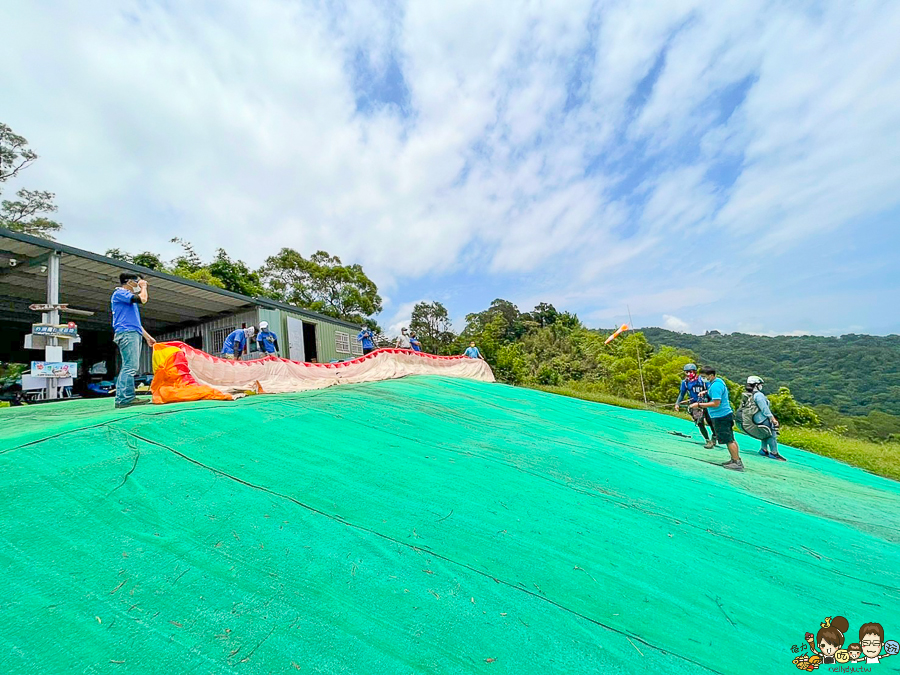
[45, 252, 61, 400]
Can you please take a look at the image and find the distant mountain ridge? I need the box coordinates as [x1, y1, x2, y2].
[639, 328, 900, 417]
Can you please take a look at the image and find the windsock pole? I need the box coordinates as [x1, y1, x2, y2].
[627, 305, 648, 406]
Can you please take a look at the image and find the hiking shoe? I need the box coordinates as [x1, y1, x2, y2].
[704, 439, 716, 449]
[722, 459, 744, 472]
[758, 449, 770, 457]
[769, 453, 787, 462]
[115, 398, 151, 409]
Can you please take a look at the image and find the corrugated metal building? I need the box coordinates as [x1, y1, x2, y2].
[153, 304, 363, 370]
[0, 228, 364, 378]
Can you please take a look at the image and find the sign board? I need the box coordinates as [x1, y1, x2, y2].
[29, 303, 94, 316]
[32, 323, 79, 337]
[31, 362, 78, 378]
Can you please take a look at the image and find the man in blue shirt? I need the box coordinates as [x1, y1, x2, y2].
[463, 341, 483, 359]
[409, 332, 422, 352]
[111, 272, 156, 409]
[356, 326, 376, 355]
[674, 363, 718, 449]
[222, 326, 255, 360]
[255, 321, 279, 357]
[691, 366, 744, 471]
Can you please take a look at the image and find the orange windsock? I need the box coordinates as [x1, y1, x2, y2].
[604, 323, 629, 345]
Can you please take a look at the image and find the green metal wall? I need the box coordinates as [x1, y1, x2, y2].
[266, 308, 361, 363]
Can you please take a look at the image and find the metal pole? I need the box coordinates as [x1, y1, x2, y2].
[45, 252, 61, 399]
[627, 305, 648, 405]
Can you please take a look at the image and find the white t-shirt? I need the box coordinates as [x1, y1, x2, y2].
[396, 335, 411, 349]
[866, 656, 880, 663]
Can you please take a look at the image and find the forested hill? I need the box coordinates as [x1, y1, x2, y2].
[640, 329, 900, 417]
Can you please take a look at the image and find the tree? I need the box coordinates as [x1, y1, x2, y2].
[463, 299, 525, 343]
[0, 123, 62, 238]
[262, 249, 382, 323]
[410, 301, 457, 354]
[526, 302, 559, 329]
[105, 248, 166, 271]
[768, 387, 821, 427]
[168, 238, 224, 288]
[170, 238, 204, 273]
[208, 249, 266, 297]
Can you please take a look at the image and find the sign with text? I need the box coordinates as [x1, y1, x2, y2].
[31, 324, 79, 338]
[31, 362, 78, 378]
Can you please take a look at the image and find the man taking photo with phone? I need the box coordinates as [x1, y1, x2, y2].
[111, 272, 156, 409]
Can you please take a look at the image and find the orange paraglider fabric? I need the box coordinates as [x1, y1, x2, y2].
[150, 341, 495, 404]
[150, 343, 232, 404]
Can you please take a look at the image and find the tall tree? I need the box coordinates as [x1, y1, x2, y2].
[208, 249, 266, 297]
[463, 298, 525, 342]
[168, 238, 224, 288]
[0, 123, 62, 238]
[526, 302, 559, 329]
[410, 301, 457, 354]
[106, 248, 166, 271]
[262, 249, 382, 323]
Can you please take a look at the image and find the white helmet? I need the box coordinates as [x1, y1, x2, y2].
[747, 375, 764, 385]
[245, 326, 256, 337]
[259, 321, 269, 330]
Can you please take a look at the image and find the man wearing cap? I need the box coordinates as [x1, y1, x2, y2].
[255, 321, 279, 357]
[222, 326, 255, 361]
[395, 327, 412, 349]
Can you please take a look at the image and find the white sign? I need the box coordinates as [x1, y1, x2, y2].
[31, 362, 78, 378]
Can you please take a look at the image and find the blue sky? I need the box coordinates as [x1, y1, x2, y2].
[2, 0, 899, 336]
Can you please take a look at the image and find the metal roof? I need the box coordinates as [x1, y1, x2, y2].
[0, 227, 361, 333]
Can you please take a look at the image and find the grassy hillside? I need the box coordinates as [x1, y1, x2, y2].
[3, 376, 900, 674]
[536, 384, 900, 482]
[641, 328, 900, 417]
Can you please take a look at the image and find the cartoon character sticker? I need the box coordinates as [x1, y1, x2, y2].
[793, 617, 896, 669]
[858, 622, 898, 664]
[810, 616, 850, 665]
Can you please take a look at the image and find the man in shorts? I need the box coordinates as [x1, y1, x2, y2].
[691, 366, 743, 471]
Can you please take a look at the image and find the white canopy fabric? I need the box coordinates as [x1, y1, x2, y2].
[173, 345, 495, 397]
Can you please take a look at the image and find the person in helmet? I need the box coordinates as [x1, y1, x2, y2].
[222, 326, 255, 361]
[675, 363, 718, 449]
[746, 376, 785, 461]
[255, 320, 279, 357]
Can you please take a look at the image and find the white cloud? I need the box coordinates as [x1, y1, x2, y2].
[1, 0, 898, 334]
[663, 315, 690, 332]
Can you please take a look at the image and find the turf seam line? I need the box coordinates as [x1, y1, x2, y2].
[119, 429, 722, 674]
